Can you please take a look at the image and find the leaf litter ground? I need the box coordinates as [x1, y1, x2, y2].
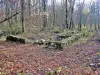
[0, 36, 100, 75]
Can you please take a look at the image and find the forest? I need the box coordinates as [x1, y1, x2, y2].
[0, 0, 100, 75]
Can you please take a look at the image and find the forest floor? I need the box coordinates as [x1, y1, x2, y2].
[0, 35, 100, 75]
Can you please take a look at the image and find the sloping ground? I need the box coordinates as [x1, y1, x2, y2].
[0, 36, 100, 75]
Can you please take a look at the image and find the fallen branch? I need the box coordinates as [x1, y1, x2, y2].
[0, 11, 20, 24]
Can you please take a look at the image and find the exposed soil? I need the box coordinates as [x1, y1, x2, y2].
[0, 36, 100, 75]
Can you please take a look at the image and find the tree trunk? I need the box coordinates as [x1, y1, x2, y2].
[65, 0, 68, 29]
[52, 0, 55, 27]
[15, 3, 18, 23]
[42, 0, 47, 31]
[5, 0, 11, 27]
[28, 0, 31, 17]
[69, 0, 75, 30]
[20, 0, 25, 32]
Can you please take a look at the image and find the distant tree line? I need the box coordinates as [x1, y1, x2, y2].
[0, 0, 100, 33]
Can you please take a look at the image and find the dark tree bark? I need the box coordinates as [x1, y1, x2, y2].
[69, 0, 75, 30]
[52, 0, 55, 27]
[20, 0, 25, 32]
[15, 2, 18, 23]
[78, 0, 85, 31]
[5, 0, 11, 27]
[28, 0, 31, 17]
[42, 0, 47, 31]
[65, 0, 68, 29]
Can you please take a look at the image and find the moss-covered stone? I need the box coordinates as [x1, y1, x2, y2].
[6, 35, 25, 44]
[34, 40, 44, 45]
[61, 35, 80, 45]
[18, 38, 26, 44]
[44, 41, 63, 50]
[58, 33, 71, 39]
[57, 31, 76, 39]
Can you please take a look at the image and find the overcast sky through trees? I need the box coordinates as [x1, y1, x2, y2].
[47, 0, 96, 5]
[56, 0, 95, 3]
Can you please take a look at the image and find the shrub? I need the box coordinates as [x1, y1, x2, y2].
[58, 30, 73, 39]
[8, 24, 22, 35]
[0, 21, 22, 35]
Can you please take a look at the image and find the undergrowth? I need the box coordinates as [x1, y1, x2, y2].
[0, 21, 22, 35]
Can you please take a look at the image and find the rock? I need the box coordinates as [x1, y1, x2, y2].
[41, 39, 46, 42]
[89, 63, 97, 68]
[97, 58, 100, 61]
[34, 39, 45, 45]
[45, 41, 63, 50]
[6, 35, 26, 44]
[52, 35, 62, 41]
[96, 39, 100, 43]
[49, 42, 56, 49]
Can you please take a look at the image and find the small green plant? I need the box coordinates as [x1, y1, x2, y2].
[45, 71, 53, 75]
[17, 72, 22, 75]
[58, 30, 73, 39]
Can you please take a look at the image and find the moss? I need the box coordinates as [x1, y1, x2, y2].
[58, 32, 72, 39]
[34, 40, 44, 45]
[18, 38, 26, 44]
[45, 71, 53, 75]
[0, 21, 22, 35]
[45, 41, 52, 46]
[6, 35, 25, 44]
[55, 42, 63, 50]
[44, 41, 63, 50]
[57, 30, 78, 39]
[61, 35, 80, 45]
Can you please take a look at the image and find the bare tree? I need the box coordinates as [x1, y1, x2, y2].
[5, 0, 11, 27]
[65, 0, 68, 29]
[68, 0, 76, 30]
[52, 0, 55, 27]
[20, 0, 25, 32]
[78, 0, 85, 31]
[42, 0, 47, 31]
[27, 0, 31, 24]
